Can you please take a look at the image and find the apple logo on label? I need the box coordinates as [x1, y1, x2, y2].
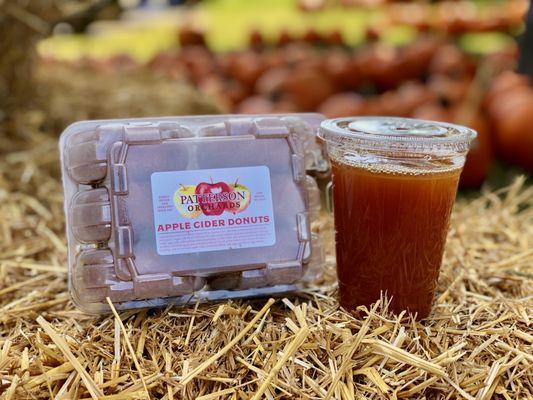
[195, 180, 233, 216]
[228, 181, 251, 213]
[174, 185, 201, 219]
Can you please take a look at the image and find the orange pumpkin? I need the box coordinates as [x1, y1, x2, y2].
[225, 51, 266, 90]
[413, 104, 494, 188]
[455, 112, 494, 188]
[284, 66, 336, 111]
[412, 103, 451, 122]
[484, 71, 530, 112]
[318, 93, 366, 118]
[236, 96, 274, 114]
[489, 88, 533, 172]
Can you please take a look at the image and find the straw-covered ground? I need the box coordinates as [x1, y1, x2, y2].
[1, 68, 532, 400]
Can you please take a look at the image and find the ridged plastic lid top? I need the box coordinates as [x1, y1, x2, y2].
[319, 117, 476, 152]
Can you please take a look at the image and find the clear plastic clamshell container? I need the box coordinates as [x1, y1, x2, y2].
[60, 114, 326, 313]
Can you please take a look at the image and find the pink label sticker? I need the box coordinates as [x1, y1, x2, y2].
[151, 166, 276, 255]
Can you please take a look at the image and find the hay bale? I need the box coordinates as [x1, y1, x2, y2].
[37, 63, 220, 132]
[0, 0, 154, 133]
[0, 118, 531, 398]
[0, 1, 50, 119]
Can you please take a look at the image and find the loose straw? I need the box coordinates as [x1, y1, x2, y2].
[106, 297, 150, 398]
[36, 316, 104, 399]
[250, 326, 310, 400]
[180, 298, 276, 385]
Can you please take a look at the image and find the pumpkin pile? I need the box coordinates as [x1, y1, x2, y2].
[51, 21, 532, 187]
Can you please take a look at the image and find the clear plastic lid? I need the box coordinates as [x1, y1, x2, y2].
[319, 117, 477, 153]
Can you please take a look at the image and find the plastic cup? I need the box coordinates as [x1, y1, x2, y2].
[319, 117, 476, 319]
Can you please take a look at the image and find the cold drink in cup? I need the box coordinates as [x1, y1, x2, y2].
[319, 117, 475, 319]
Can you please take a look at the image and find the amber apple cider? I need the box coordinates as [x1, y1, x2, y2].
[331, 159, 461, 319]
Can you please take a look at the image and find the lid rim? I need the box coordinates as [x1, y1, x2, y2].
[319, 116, 477, 145]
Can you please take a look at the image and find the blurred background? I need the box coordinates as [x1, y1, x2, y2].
[1, 0, 532, 190]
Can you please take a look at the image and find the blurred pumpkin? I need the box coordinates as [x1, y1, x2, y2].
[323, 50, 352, 89]
[303, 28, 322, 45]
[255, 66, 291, 99]
[371, 91, 404, 116]
[249, 29, 265, 50]
[364, 26, 381, 43]
[198, 74, 226, 107]
[394, 81, 437, 116]
[356, 45, 398, 90]
[325, 30, 344, 46]
[389, 37, 442, 86]
[147, 51, 180, 74]
[484, 44, 519, 74]
[225, 79, 251, 108]
[284, 65, 336, 110]
[199, 75, 249, 111]
[262, 50, 285, 70]
[429, 44, 475, 79]
[318, 93, 366, 118]
[177, 26, 206, 47]
[483, 71, 530, 112]
[412, 103, 451, 122]
[277, 30, 294, 47]
[414, 104, 494, 188]
[236, 96, 274, 114]
[225, 51, 266, 90]
[295, 53, 326, 75]
[281, 42, 314, 66]
[273, 100, 299, 113]
[428, 74, 471, 106]
[178, 46, 214, 84]
[454, 111, 494, 188]
[489, 88, 533, 172]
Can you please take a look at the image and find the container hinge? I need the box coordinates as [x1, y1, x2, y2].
[292, 154, 305, 182]
[266, 261, 303, 285]
[115, 226, 133, 258]
[252, 118, 290, 138]
[296, 212, 310, 242]
[224, 118, 254, 136]
[124, 123, 162, 144]
[111, 164, 128, 194]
